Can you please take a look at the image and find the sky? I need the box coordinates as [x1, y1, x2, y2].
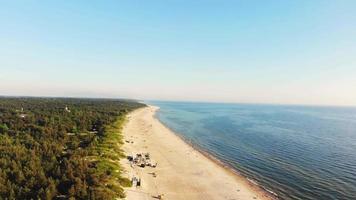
[0, 0, 355, 106]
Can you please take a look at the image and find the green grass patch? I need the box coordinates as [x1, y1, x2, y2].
[88, 114, 131, 198]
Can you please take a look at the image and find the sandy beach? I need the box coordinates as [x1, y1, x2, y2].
[120, 105, 274, 200]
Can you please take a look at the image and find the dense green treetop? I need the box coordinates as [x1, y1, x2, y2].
[0, 97, 145, 200]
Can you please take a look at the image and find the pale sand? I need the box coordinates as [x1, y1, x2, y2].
[120, 106, 274, 200]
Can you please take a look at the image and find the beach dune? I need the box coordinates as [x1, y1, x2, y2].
[120, 106, 273, 200]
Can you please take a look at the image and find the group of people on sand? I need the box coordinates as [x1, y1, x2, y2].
[127, 152, 157, 168]
[127, 152, 164, 199]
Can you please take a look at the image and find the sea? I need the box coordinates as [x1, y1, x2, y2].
[148, 101, 356, 200]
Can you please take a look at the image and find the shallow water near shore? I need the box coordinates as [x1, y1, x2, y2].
[148, 101, 356, 200]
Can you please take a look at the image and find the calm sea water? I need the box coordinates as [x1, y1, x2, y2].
[149, 101, 356, 200]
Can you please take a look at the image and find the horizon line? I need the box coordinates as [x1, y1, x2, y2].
[1, 94, 355, 108]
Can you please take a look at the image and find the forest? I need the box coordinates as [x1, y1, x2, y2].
[0, 97, 145, 200]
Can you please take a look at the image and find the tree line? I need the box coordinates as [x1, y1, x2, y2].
[0, 97, 145, 199]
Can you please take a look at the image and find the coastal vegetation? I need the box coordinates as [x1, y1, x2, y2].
[0, 97, 145, 199]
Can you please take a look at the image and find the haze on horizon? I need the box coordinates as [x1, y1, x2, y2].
[1, 1, 355, 106]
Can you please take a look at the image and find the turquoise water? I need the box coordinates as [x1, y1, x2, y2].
[149, 101, 356, 200]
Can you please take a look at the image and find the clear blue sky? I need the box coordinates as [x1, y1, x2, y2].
[1, 0, 355, 105]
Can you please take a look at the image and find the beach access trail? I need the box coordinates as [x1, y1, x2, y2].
[120, 106, 273, 200]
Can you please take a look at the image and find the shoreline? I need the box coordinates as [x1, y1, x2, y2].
[152, 107, 278, 199]
[121, 105, 275, 200]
